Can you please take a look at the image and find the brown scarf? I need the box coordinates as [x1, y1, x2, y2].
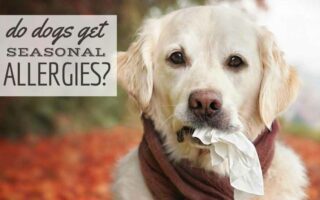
[138, 116, 279, 200]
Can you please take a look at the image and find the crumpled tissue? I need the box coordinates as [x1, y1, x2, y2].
[192, 128, 264, 200]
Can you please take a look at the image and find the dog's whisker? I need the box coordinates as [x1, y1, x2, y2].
[158, 104, 179, 108]
[159, 104, 178, 107]
[159, 114, 175, 130]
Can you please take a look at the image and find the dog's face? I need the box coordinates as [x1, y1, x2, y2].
[152, 6, 262, 136]
[118, 6, 299, 148]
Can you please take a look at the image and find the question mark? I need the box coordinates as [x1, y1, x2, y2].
[102, 62, 111, 86]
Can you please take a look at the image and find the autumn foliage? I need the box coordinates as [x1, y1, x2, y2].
[0, 127, 141, 200]
[0, 128, 319, 200]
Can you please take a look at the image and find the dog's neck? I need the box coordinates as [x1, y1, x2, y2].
[139, 115, 277, 199]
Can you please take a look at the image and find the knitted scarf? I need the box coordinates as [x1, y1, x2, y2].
[138, 115, 279, 200]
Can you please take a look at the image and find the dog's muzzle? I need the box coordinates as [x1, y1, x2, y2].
[187, 89, 231, 130]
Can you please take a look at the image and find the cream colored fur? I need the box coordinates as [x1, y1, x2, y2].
[113, 5, 308, 200]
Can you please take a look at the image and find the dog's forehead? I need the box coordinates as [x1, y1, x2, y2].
[158, 6, 257, 47]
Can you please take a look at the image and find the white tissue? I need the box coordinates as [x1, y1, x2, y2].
[192, 128, 264, 200]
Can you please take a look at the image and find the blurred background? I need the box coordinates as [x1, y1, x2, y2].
[0, 0, 319, 199]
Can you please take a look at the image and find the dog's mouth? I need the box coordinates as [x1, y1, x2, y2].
[176, 126, 210, 147]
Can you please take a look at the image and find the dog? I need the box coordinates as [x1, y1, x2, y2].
[112, 5, 308, 200]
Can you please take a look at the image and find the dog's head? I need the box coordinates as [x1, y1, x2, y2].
[118, 5, 299, 150]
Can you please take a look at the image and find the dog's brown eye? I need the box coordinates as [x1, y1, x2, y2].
[227, 56, 244, 68]
[169, 51, 186, 65]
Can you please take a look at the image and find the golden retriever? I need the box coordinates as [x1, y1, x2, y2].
[113, 5, 308, 200]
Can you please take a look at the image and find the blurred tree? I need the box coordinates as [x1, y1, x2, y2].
[0, 0, 205, 137]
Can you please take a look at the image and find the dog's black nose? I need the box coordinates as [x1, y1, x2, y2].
[188, 90, 222, 119]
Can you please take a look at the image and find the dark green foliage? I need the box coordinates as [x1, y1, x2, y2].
[0, 88, 128, 137]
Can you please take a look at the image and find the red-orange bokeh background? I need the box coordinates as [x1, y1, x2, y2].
[0, 128, 319, 200]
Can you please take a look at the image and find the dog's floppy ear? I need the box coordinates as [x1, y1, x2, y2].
[117, 19, 159, 110]
[258, 28, 300, 129]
